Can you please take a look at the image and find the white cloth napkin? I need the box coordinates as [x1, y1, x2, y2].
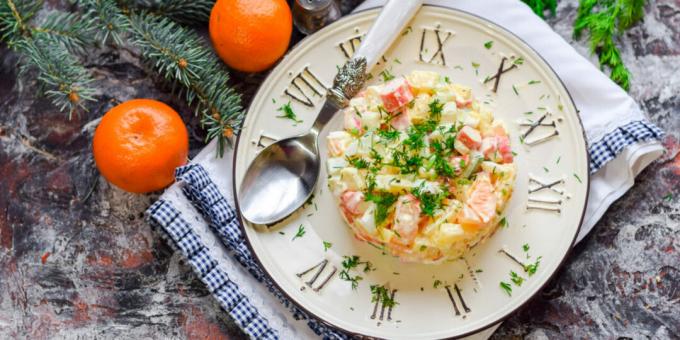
[150, 1, 664, 338]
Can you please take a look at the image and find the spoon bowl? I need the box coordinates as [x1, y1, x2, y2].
[239, 132, 319, 225]
[237, 0, 423, 225]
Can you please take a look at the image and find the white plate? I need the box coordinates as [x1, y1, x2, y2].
[233, 6, 588, 339]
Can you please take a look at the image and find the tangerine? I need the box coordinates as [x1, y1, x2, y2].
[93, 99, 189, 194]
[209, 0, 292, 73]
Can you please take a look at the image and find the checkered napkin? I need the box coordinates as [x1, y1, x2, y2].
[147, 1, 665, 338]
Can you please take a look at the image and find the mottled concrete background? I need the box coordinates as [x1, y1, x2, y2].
[0, 0, 678, 339]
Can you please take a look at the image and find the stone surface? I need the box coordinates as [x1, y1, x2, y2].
[0, 0, 677, 339]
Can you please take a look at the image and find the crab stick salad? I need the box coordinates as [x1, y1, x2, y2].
[326, 71, 516, 263]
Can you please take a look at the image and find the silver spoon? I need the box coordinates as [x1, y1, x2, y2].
[239, 0, 423, 225]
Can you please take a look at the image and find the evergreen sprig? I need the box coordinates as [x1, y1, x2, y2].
[125, 12, 243, 156]
[15, 37, 96, 115]
[81, 0, 129, 46]
[521, 0, 557, 19]
[123, 0, 214, 26]
[34, 11, 94, 54]
[573, 0, 645, 90]
[1, 0, 243, 157]
[0, 0, 96, 117]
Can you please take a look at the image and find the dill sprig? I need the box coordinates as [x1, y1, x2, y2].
[370, 284, 397, 308]
[520, 0, 558, 18]
[573, 0, 645, 90]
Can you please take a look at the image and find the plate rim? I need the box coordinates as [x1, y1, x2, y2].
[231, 5, 591, 338]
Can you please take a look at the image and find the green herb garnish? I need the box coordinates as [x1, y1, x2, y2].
[428, 98, 444, 120]
[370, 284, 397, 308]
[291, 225, 306, 241]
[499, 217, 508, 228]
[500, 281, 512, 296]
[323, 241, 332, 252]
[524, 256, 542, 276]
[339, 255, 373, 289]
[347, 156, 369, 169]
[378, 128, 400, 141]
[433, 279, 443, 288]
[411, 184, 448, 217]
[510, 271, 525, 286]
[380, 69, 395, 82]
[573, 173, 582, 183]
[484, 41, 494, 49]
[276, 102, 302, 124]
[365, 191, 398, 225]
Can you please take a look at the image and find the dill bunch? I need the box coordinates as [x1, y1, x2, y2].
[521, 0, 558, 19]
[573, 0, 646, 90]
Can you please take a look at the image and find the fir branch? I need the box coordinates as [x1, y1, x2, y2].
[32, 11, 95, 54]
[0, 0, 41, 44]
[521, 0, 557, 18]
[80, 0, 128, 46]
[573, 0, 645, 90]
[14, 37, 96, 117]
[122, 0, 214, 26]
[1, 0, 96, 117]
[125, 12, 243, 156]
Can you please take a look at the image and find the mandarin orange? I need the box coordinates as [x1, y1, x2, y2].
[209, 0, 292, 72]
[93, 99, 189, 194]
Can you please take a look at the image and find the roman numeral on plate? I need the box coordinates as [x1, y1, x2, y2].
[251, 131, 278, 149]
[371, 287, 397, 321]
[296, 259, 336, 292]
[520, 112, 561, 146]
[483, 57, 518, 92]
[419, 25, 453, 66]
[284, 67, 327, 107]
[445, 284, 471, 317]
[527, 174, 565, 213]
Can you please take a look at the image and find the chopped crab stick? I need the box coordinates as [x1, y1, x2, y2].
[379, 77, 414, 112]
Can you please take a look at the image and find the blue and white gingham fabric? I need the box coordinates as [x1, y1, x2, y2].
[588, 120, 664, 174]
[147, 200, 278, 339]
[148, 165, 348, 340]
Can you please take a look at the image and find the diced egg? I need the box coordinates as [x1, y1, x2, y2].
[327, 131, 352, 156]
[356, 205, 377, 234]
[432, 223, 466, 249]
[326, 157, 347, 175]
[340, 167, 364, 191]
[361, 110, 381, 130]
[406, 71, 440, 93]
[407, 93, 431, 123]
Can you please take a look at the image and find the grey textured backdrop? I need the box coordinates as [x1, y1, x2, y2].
[0, 0, 678, 338]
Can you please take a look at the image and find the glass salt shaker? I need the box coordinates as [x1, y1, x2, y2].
[293, 0, 342, 35]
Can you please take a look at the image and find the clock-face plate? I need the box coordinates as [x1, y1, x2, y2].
[233, 6, 588, 339]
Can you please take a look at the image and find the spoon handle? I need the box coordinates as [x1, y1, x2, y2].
[353, 0, 423, 70]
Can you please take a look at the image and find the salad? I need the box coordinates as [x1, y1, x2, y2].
[327, 70, 516, 263]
